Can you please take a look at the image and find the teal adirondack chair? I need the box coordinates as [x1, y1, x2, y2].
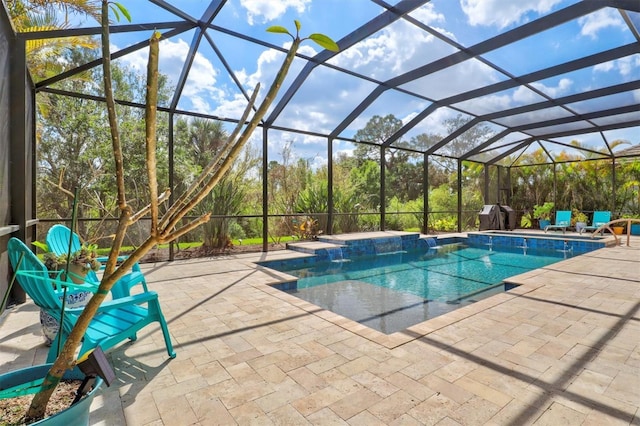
[46, 224, 147, 298]
[8, 237, 175, 362]
[579, 211, 611, 235]
[545, 210, 572, 234]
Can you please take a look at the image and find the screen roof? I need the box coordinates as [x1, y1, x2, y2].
[21, 0, 640, 166]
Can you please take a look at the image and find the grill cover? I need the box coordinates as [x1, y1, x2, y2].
[479, 205, 501, 230]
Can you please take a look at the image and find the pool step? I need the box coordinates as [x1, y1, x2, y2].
[287, 231, 437, 259]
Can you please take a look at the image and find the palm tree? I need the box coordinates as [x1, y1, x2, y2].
[6, 0, 100, 82]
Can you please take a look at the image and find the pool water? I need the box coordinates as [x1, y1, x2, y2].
[273, 243, 570, 334]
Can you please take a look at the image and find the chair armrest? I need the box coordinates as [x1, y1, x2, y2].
[97, 255, 129, 264]
[15, 270, 100, 293]
[66, 291, 159, 314]
[110, 271, 149, 298]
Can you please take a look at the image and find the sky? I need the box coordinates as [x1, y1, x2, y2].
[65, 0, 639, 168]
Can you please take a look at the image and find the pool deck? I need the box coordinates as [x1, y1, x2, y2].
[1, 231, 639, 425]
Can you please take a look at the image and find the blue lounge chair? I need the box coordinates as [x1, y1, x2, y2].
[46, 224, 147, 298]
[545, 210, 572, 234]
[8, 237, 175, 362]
[579, 211, 611, 235]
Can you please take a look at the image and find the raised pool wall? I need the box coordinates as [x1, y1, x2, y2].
[258, 231, 607, 272]
[466, 232, 606, 254]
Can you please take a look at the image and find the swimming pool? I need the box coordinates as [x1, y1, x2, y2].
[266, 242, 575, 334]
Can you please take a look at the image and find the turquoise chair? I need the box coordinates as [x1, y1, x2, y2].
[545, 210, 572, 234]
[46, 224, 147, 298]
[579, 211, 611, 235]
[8, 237, 176, 362]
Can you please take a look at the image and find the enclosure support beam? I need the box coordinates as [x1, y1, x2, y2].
[496, 166, 501, 204]
[484, 165, 490, 204]
[506, 167, 512, 206]
[380, 146, 386, 231]
[327, 137, 334, 235]
[9, 36, 30, 303]
[423, 154, 429, 234]
[262, 127, 269, 252]
[553, 164, 557, 209]
[457, 159, 462, 233]
[9, 39, 28, 241]
[168, 113, 175, 261]
[612, 159, 616, 214]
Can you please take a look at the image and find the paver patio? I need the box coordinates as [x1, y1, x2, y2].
[1, 233, 638, 425]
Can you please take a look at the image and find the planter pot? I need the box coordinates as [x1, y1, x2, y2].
[631, 224, 640, 236]
[63, 263, 89, 285]
[40, 290, 92, 346]
[538, 219, 550, 230]
[612, 226, 624, 235]
[0, 364, 103, 425]
[575, 222, 586, 233]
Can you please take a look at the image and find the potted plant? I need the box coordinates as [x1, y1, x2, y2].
[43, 244, 102, 284]
[571, 210, 588, 233]
[2, 2, 339, 423]
[0, 364, 104, 426]
[611, 224, 625, 235]
[533, 202, 555, 230]
[621, 214, 640, 235]
[37, 244, 102, 347]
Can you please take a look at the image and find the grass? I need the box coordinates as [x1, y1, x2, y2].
[98, 235, 299, 254]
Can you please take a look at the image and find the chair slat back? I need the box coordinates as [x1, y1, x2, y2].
[555, 210, 571, 226]
[47, 224, 82, 256]
[46, 225, 100, 282]
[8, 238, 61, 312]
[592, 211, 611, 226]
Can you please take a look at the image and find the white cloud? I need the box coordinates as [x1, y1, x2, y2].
[460, 0, 562, 28]
[212, 93, 250, 121]
[530, 78, 573, 97]
[615, 55, 640, 77]
[335, 146, 355, 158]
[413, 108, 457, 136]
[410, 4, 446, 27]
[592, 55, 640, 79]
[118, 38, 227, 115]
[594, 61, 615, 73]
[240, 0, 311, 25]
[401, 58, 500, 100]
[578, 8, 625, 39]
[329, 4, 454, 80]
[454, 93, 513, 115]
[512, 86, 541, 104]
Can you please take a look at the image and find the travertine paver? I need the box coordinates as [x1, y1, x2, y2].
[0, 233, 638, 425]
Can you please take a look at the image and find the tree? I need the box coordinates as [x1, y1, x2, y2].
[174, 118, 260, 248]
[437, 114, 494, 173]
[410, 133, 449, 188]
[353, 114, 402, 163]
[267, 140, 316, 237]
[36, 48, 173, 241]
[24, 4, 339, 419]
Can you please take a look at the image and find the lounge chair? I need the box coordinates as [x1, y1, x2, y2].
[579, 211, 611, 235]
[8, 237, 175, 362]
[545, 210, 571, 234]
[46, 224, 147, 298]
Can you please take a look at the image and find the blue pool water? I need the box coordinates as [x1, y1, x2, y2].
[270, 243, 573, 334]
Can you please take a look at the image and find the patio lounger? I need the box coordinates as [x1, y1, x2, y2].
[545, 210, 572, 234]
[579, 211, 611, 235]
